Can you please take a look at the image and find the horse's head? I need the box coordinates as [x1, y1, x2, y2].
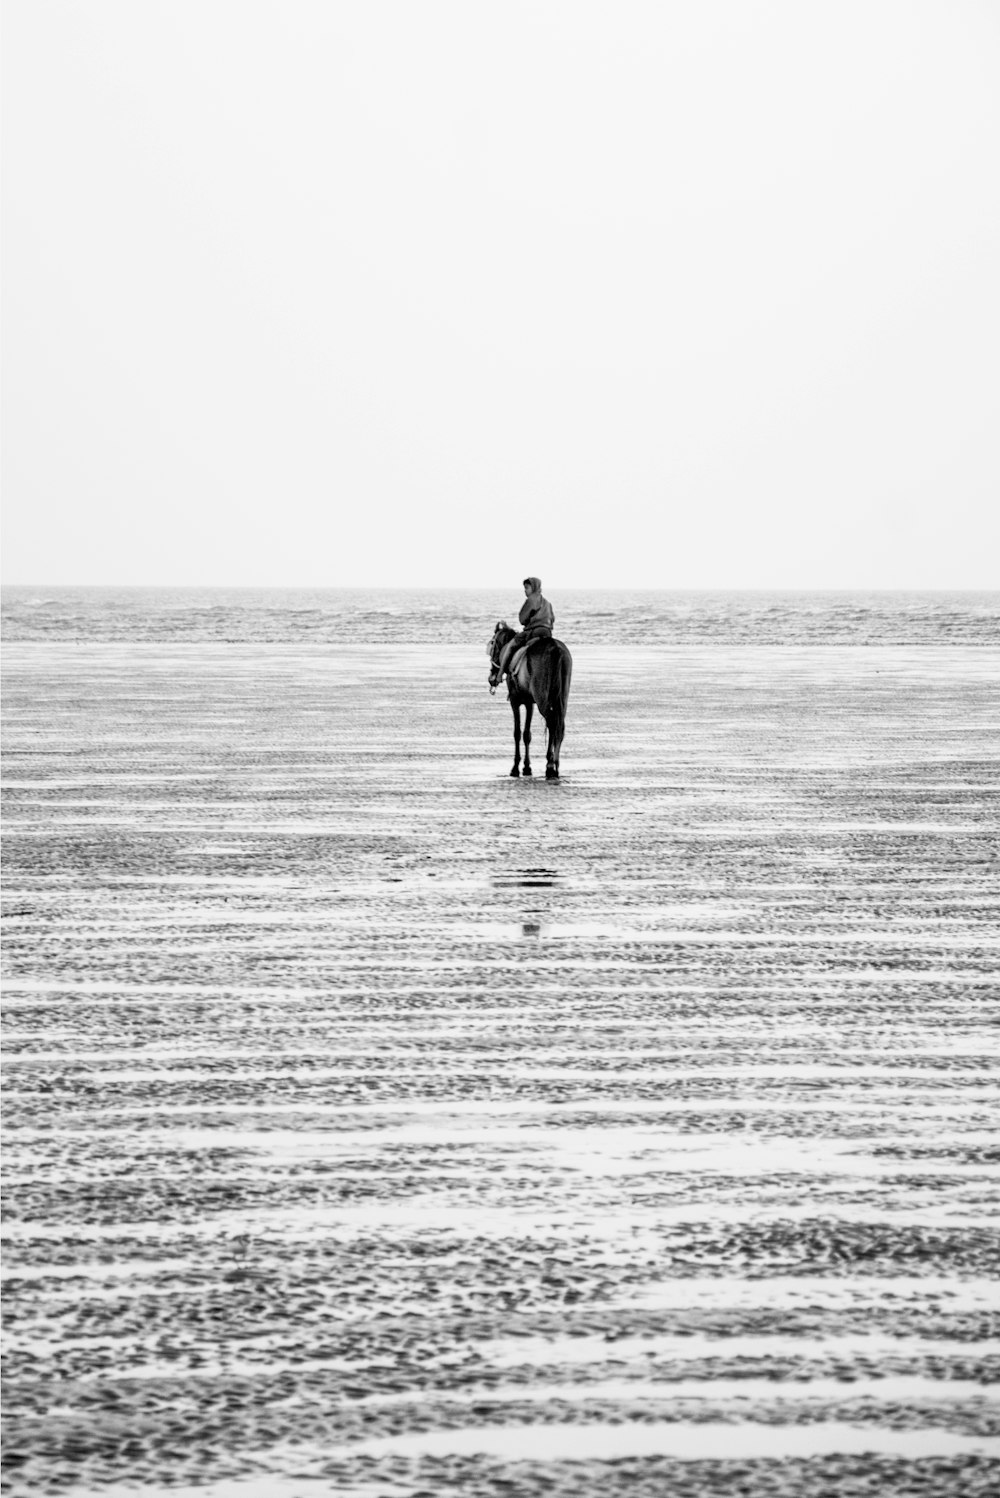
[487, 620, 515, 665]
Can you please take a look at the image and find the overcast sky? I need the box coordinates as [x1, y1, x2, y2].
[3, 1, 998, 588]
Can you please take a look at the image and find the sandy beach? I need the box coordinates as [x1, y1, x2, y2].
[3, 641, 999, 1496]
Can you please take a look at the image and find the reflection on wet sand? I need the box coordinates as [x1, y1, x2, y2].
[3, 643, 999, 1496]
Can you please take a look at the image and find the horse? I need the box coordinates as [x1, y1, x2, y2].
[487, 623, 573, 779]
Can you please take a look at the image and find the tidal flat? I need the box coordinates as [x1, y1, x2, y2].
[2, 642, 999, 1496]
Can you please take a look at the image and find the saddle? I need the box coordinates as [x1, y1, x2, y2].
[508, 641, 533, 679]
[508, 633, 556, 684]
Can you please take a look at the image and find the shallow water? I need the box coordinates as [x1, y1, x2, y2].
[349, 1424, 1000, 1460]
[3, 640, 999, 1496]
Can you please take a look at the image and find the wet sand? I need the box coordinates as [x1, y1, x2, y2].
[3, 642, 999, 1495]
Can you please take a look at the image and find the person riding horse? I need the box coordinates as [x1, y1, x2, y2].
[488, 577, 554, 689]
[487, 579, 572, 778]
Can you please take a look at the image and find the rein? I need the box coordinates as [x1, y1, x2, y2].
[487, 623, 510, 696]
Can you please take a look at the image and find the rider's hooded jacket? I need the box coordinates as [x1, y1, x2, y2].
[519, 579, 554, 639]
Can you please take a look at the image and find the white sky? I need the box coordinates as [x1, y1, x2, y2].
[3, 0, 999, 588]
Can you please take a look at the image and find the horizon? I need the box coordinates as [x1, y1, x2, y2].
[4, 581, 999, 596]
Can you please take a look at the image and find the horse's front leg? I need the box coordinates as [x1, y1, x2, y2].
[510, 700, 522, 777]
[521, 701, 534, 775]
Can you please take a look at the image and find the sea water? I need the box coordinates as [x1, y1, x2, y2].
[3, 586, 998, 645]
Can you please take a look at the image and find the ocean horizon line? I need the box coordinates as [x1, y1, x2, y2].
[4, 583, 999, 594]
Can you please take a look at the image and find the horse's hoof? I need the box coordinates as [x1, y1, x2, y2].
[510, 767, 520, 777]
[522, 766, 533, 776]
[545, 767, 559, 780]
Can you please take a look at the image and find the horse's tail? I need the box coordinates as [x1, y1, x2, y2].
[544, 642, 572, 745]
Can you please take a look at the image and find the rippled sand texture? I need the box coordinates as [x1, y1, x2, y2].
[3, 642, 999, 1497]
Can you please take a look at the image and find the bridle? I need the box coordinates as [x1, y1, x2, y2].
[487, 623, 509, 696]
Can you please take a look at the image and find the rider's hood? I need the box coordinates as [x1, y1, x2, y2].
[524, 577, 542, 596]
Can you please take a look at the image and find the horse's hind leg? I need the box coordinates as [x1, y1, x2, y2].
[545, 720, 561, 779]
[522, 702, 534, 775]
[510, 702, 522, 776]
